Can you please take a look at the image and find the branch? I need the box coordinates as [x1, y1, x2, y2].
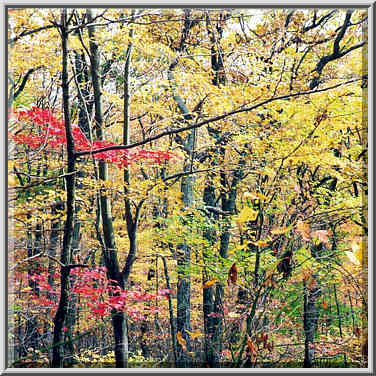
[13, 67, 42, 101]
[303, 10, 336, 32]
[9, 171, 78, 191]
[46, 254, 65, 268]
[66, 263, 91, 269]
[9, 24, 56, 44]
[310, 10, 365, 89]
[75, 78, 362, 158]
[333, 10, 352, 55]
[162, 168, 213, 183]
[198, 205, 231, 216]
[10, 252, 44, 271]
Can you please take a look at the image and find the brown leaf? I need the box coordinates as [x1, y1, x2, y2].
[256, 334, 263, 344]
[296, 220, 310, 241]
[177, 331, 187, 351]
[227, 263, 238, 286]
[266, 341, 274, 352]
[262, 333, 268, 348]
[354, 327, 361, 337]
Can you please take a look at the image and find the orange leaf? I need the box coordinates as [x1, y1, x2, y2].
[246, 334, 257, 355]
[227, 263, 238, 286]
[177, 331, 187, 351]
[251, 239, 270, 247]
[307, 277, 318, 290]
[322, 301, 328, 310]
[202, 278, 217, 289]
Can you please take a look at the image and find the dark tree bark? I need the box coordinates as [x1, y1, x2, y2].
[87, 8, 129, 368]
[160, 255, 178, 367]
[303, 275, 321, 367]
[176, 135, 194, 367]
[202, 180, 219, 367]
[202, 13, 245, 367]
[212, 157, 244, 364]
[121, 9, 139, 286]
[74, 51, 92, 139]
[166, 9, 198, 367]
[309, 10, 365, 89]
[52, 9, 76, 368]
[8, 67, 41, 108]
[25, 223, 42, 351]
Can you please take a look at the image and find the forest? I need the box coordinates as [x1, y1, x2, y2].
[7, 7, 368, 369]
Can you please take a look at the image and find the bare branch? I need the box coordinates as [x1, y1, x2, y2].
[75, 78, 362, 158]
[9, 24, 56, 44]
[13, 67, 42, 100]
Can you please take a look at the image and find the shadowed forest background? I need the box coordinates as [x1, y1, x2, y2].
[7, 7, 368, 368]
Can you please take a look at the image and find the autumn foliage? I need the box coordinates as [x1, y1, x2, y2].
[8, 7, 367, 369]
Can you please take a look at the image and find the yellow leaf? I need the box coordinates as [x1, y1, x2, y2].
[202, 278, 218, 289]
[243, 192, 257, 200]
[228, 243, 249, 255]
[351, 242, 363, 264]
[251, 240, 269, 247]
[186, 329, 203, 339]
[345, 251, 361, 265]
[355, 249, 363, 264]
[177, 331, 187, 351]
[255, 193, 268, 201]
[236, 206, 258, 223]
[271, 227, 290, 235]
[251, 237, 272, 247]
[243, 192, 267, 201]
[8, 175, 17, 187]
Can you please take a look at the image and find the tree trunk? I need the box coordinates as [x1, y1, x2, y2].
[202, 14, 231, 365]
[74, 51, 92, 139]
[303, 275, 321, 368]
[202, 180, 220, 367]
[176, 129, 195, 367]
[87, 8, 128, 367]
[159, 255, 178, 366]
[52, 10, 76, 367]
[166, 11, 197, 366]
[122, 13, 138, 284]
